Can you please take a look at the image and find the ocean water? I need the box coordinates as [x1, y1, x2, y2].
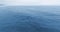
[0, 6, 60, 32]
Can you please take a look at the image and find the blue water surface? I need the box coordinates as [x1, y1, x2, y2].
[0, 6, 60, 32]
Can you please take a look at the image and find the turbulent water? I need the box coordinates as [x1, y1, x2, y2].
[0, 6, 60, 32]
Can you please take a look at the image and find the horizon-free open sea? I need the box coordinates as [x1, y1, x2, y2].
[0, 6, 60, 32]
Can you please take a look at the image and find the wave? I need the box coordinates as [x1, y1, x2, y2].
[0, 6, 60, 32]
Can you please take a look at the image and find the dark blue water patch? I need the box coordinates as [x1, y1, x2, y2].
[0, 6, 60, 32]
[40, 27, 60, 32]
[0, 10, 41, 32]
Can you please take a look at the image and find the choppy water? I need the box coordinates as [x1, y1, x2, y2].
[0, 6, 60, 32]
